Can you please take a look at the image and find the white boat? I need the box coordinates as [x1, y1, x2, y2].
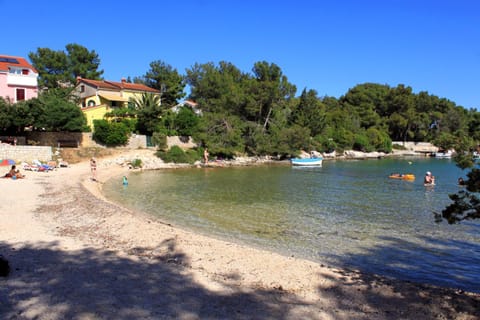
[434, 150, 453, 158]
[291, 157, 323, 166]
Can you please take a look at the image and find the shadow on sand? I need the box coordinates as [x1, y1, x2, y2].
[2, 235, 480, 319]
[0, 239, 303, 319]
[319, 234, 480, 319]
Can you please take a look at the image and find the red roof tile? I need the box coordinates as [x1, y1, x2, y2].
[0, 55, 37, 73]
[106, 80, 161, 93]
[77, 77, 160, 93]
[79, 78, 119, 90]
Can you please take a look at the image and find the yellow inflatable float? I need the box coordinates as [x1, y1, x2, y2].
[388, 173, 415, 181]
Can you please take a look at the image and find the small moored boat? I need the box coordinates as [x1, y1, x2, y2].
[291, 157, 323, 166]
[434, 150, 453, 158]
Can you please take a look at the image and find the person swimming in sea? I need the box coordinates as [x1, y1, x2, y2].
[424, 171, 435, 186]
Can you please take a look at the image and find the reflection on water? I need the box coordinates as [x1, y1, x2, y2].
[103, 158, 480, 292]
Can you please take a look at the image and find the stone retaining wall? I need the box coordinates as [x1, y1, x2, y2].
[26, 132, 83, 147]
[0, 144, 52, 162]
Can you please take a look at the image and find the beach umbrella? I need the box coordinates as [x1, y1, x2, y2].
[0, 159, 15, 166]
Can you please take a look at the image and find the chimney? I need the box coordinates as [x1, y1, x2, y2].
[121, 78, 126, 83]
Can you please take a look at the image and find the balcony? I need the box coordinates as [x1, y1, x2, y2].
[7, 73, 38, 87]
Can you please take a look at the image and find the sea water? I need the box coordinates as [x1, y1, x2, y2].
[102, 158, 480, 292]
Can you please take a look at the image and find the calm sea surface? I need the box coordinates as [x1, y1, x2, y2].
[103, 157, 480, 292]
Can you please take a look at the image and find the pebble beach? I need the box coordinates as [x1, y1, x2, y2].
[1, 149, 479, 319]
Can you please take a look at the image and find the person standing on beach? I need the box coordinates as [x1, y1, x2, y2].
[90, 157, 97, 181]
[204, 148, 209, 164]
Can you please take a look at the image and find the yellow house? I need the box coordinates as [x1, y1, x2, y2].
[75, 77, 161, 129]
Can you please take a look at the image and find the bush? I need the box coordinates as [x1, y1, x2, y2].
[353, 132, 373, 152]
[130, 158, 142, 168]
[152, 131, 168, 150]
[92, 119, 130, 146]
[313, 135, 337, 153]
[366, 127, 392, 153]
[156, 145, 201, 164]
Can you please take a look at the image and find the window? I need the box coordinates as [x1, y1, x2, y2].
[87, 100, 95, 107]
[80, 85, 85, 93]
[16, 88, 25, 101]
[22, 69, 29, 75]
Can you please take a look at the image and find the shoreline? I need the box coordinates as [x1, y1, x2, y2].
[1, 150, 479, 319]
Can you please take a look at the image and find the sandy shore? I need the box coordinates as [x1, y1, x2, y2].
[1, 151, 479, 320]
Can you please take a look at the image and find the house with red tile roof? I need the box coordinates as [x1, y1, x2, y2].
[75, 77, 161, 129]
[0, 55, 39, 103]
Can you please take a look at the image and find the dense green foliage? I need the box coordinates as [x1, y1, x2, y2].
[29, 43, 103, 89]
[132, 92, 165, 135]
[134, 60, 186, 108]
[35, 89, 87, 132]
[437, 144, 480, 224]
[92, 119, 129, 146]
[438, 167, 480, 224]
[183, 62, 478, 158]
[151, 132, 168, 151]
[0, 89, 87, 133]
[130, 158, 143, 169]
[156, 145, 201, 164]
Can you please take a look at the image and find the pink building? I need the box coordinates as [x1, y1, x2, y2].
[0, 55, 38, 103]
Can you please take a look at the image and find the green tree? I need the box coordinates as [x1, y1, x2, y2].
[36, 89, 87, 131]
[28, 48, 69, 89]
[10, 99, 36, 133]
[341, 83, 389, 128]
[193, 112, 246, 158]
[385, 84, 417, 142]
[138, 60, 186, 107]
[186, 61, 250, 115]
[29, 43, 103, 88]
[353, 130, 373, 152]
[0, 97, 15, 133]
[175, 107, 199, 136]
[366, 127, 392, 152]
[439, 166, 480, 224]
[65, 43, 103, 82]
[437, 122, 479, 224]
[133, 93, 164, 135]
[249, 61, 296, 131]
[467, 109, 480, 141]
[290, 89, 326, 136]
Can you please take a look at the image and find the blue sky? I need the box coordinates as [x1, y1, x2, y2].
[3, 0, 479, 108]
